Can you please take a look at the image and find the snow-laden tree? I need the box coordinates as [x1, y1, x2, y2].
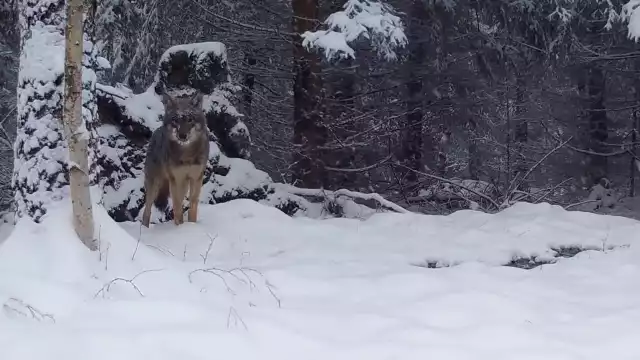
[95, 0, 160, 91]
[14, 0, 99, 223]
[301, 0, 408, 60]
[291, 0, 408, 189]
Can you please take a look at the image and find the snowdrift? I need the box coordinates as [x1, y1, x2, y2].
[1, 200, 640, 359]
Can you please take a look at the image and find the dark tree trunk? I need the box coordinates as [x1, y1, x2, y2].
[402, 0, 428, 183]
[585, 65, 608, 186]
[467, 117, 479, 180]
[324, 56, 359, 189]
[242, 52, 256, 118]
[513, 73, 528, 191]
[291, 0, 326, 188]
[632, 109, 638, 197]
[631, 57, 640, 196]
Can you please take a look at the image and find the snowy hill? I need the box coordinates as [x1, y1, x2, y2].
[1, 200, 640, 359]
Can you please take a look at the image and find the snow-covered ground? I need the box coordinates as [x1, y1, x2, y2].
[1, 199, 640, 359]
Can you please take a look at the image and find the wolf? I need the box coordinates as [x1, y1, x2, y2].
[141, 91, 210, 227]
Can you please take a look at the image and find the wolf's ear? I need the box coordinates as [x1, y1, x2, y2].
[190, 91, 204, 108]
[163, 93, 177, 109]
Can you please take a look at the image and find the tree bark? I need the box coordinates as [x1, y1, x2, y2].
[242, 52, 256, 118]
[291, 0, 325, 188]
[513, 72, 528, 191]
[467, 117, 479, 180]
[631, 108, 637, 197]
[64, 0, 96, 250]
[632, 58, 640, 196]
[585, 65, 608, 186]
[402, 0, 428, 183]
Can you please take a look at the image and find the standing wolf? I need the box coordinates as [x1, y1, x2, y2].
[141, 91, 210, 227]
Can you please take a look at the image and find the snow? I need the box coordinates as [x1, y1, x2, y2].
[203, 84, 242, 118]
[303, 30, 357, 60]
[623, 0, 640, 40]
[18, 22, 65, 85]
[302, 0, 407, 60]
[96, 83, 165, 131]
[1, 197, 640, 359]
[13, 20, 68, 221]
[203, 156, 272, 202]
[159, 42, 227, 65]
[96, 56, 111, 70]
[229, 121, 249, 137]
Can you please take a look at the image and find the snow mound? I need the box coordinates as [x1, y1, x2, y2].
[1, 200, 640, 359]
[159, 42, 227, 64]
[96, 83, 164, 130]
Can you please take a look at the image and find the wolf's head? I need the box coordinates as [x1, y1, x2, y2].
[162, 92, 207, 145]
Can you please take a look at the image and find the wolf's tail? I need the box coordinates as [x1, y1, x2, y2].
[154, 179, 170, 211]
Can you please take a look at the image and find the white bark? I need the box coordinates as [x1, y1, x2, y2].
[63, 0, 96, 251]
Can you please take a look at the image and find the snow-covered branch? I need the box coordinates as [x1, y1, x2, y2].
[274, 183, 408, 214]
[301, 0, 407, 61]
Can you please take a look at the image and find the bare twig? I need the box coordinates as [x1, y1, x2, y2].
[200, 233, 218, 265]
[188, 266, 281, 308]
[145, 244, 175, 257]
[564, 199, 600, 210]
[2, 298, 55, 323]
[94, 269, 164, 298]
[227, 306, 248, 330]
[104, 243, 110, 271]
[533, 178, 574, 204]
[325, 154, 393, 173]
[394, 163, 501, 210]
[503, 137, 573, 206]
[132, 224, 142, 261]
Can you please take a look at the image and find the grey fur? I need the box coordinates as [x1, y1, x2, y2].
[142, 91, 210, 227]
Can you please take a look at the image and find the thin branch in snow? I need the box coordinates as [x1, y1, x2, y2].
[94, 269, 164, 298]
[188, 266, 281, 308]
[131, 223, 142, 261]
[325, 153, 393, 172]
[394, 163, 501, 210]
[200, 233, 217, 265]
[2, 298, 55, 323]
[503, 137, 573, 206]
[227, 306, 248, 330]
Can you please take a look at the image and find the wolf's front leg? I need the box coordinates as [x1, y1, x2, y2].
[188, 174, 204, 223]
[142, 179, 160, 228]
[169, 178, 187, 225]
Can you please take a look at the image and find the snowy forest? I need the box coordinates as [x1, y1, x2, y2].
[3, 1, 640, 222]
[4, 1, 640, 357]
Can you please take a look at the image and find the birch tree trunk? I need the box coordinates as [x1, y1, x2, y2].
[64, 0, 96, 250]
